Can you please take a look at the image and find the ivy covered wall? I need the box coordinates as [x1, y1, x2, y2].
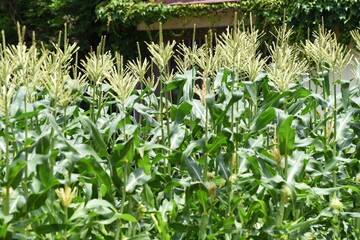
[97, 0, 360, 39]
[94, 0, 360, 58]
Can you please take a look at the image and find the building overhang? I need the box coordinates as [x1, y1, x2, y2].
[154, 0, 240, 4]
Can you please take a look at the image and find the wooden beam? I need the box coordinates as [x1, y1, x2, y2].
[137, 11, 236, 31]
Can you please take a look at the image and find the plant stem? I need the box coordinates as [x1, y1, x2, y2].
[160, 76, 165, 147]
[165, 83, 172, 197]
[333, 73, 337, 154]
[4, 81, 10, 216]
[203, 102, 209, 182]
[284, 154, 288, 180]
[116, 102, 129, 240]
[199, 212, 209, 240]
[23, 96, 29, 197]
[277, 192, 286, 226]
[64, 206, 68, 240]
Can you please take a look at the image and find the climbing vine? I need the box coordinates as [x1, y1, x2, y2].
[97, 0, 360, 44]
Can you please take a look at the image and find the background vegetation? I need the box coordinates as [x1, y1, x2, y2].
[1, 0, 360, 58]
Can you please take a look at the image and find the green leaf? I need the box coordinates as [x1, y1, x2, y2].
[86, 199, 116, 212]
[126, 168, 151, 193]
[134, 103, 159, 127]
[26, 192, 48, 211]
[287, 150, 307, 184]
[37, 157, 59, 189]
[77, 146, 112, 193]
[10, 86, 28, 117]
[79, 115, 109, 158]
[138, 153, 151, 174]
[181, 138, 205, 162]
[213, 91, 243, 128]
[312, 187, 340, 195]
[119, 213, 137, 222]
[182, 68, 195, 101]
[191, 99, 206, 126]
[107, 113, 124, 142]
[258, 91, 289, 112]
[190, 183, 209, 210]
[216, 153, 230, 180]
[214, 68, 230, 91]
[206, 135, 227, 155]
[251, 107, 276, 133]
[170, 101, 192, 123]
[336, 111, 352, 142]
[322, 70, 330, 96]
[112, 138, 135, 167]
[170, 125, 186, 150]
[165, 76, 184, 92]
[278, 115, 295, 156]
[142, 184, 155, 208]
[185, 157, 203, 181]
[34, 224, 68, 234]
[244, 81, 258, 105]
[6, 161, 27, 189]
[341, 79, 350, 110]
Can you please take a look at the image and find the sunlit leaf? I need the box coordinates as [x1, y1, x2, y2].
[126, 168, 151, 193]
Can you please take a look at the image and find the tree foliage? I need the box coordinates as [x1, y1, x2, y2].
[0, 0, 103, 52]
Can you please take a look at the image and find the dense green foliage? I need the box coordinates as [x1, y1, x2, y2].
[0, 0, 103, 52]
[1, 0, 360, 58]
[1, 22, 360, 239]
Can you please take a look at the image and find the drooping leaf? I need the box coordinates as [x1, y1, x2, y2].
[170, 101, 192, 123]
[182, 68, 196, 101]
[213, 91, 242, 128]
[170, 125, 186, 150]
[185, 157, 203, 181]
[206, 135, 227, 155]
[77, 146, 112, 193]
[181, 138, 205, 162]
[159, 199, 173, 222]
[86, 199, 116, 212]
[244, 81, 258, 105]
[126, 168, 151, 193]
[251, 107, 276, 133]
[287, 150, 307, 184]
[165, 76, 184, 92]
[336, 110, 353, 142]
[191, 99, 206, 126]
[6, 161, 27, 189]
[106, 113, 124, 142]
[79, 115, 109, 158]
[10, 86, 29, 117]
[134, 102, 159, 127]
[214, 68, 230, 91]
[216, 153, 230, 180]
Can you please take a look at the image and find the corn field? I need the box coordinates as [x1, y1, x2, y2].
[1, 22, 360, 239]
